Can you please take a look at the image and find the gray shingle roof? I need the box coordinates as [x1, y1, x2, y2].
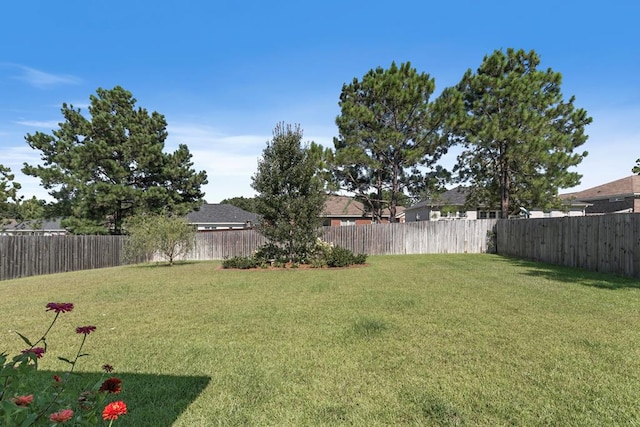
[185, 204, 259, 224]
[407, 186, 470, 210]
[6, 218, 66, 231]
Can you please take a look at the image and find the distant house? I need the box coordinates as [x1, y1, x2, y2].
[185, 204, 259, 231]
[406, 186, 588, 221]
[321, 195, 405, 226]
[560, 175, 640, 215]
[1, 218, 69, 235]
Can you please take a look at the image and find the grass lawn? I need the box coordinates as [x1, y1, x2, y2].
[1, 254, 640, 426]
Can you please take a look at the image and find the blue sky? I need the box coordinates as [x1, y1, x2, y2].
[1, 1, 639, 203]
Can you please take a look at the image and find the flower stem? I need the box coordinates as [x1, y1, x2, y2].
[0, 312, 60, 401]
[33, 330, 88, 422]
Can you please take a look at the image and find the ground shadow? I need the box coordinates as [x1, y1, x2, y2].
[129, 260, 203, 269]
[498, 255, 640, 290]
[16, 370, 210, 426]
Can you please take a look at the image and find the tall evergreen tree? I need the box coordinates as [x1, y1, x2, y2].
[22, 86, 207, 234]
[0, 164, 21, 227]
[334, 61, 452, 222]
[220, 196, 258, 213]
[447, 48, 592, 218]
[251, 123, 326, 262]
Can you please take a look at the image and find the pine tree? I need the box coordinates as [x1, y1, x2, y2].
[22, 86, 207, 234]
[447, 48, 592, 217]
[334, 61, 452, 222]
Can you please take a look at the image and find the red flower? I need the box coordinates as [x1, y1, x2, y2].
[99, 377, 122, 394]
[12, 395, 34, 407]
[22, 347, 45, 359]
[49, 409, 74, 423]
[102, 364, 114, 373]
[45, 302, 74, 313]
[53, 375, 62, 383]
[75, 325, 96, 335]
[102, 401, 127, 421]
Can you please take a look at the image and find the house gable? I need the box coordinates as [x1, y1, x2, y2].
[185, 204, 259, 231]
[322, 195, 405, 226]
[560, 175, 640, 214]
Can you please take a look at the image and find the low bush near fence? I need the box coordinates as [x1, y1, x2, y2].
[222, 242, 367, 269]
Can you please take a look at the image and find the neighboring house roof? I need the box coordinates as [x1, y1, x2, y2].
[406, 186, 470, 211]
[2, 218, 68, 234]
[322, 195, 405, 219]
[185, 203, 259, 225]
[408, 185, 589, 212]
[560, 175, 640, 201]
[323, 195, 367, 217]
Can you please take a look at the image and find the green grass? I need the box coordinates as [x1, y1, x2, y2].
[1, 254, 640, 426]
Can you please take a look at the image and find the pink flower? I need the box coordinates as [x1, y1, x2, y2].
[75, 325, 96, 335]
[45, 302, 74, 313]
[49, 409, 74, 423]
[22, 347, 45, 359]
[12, 395, 34, 406]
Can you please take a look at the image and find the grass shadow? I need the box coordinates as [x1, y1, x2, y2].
[16, 370, 210, 426]
[498, 256, 640, 290]
[129, 260, 203, 269]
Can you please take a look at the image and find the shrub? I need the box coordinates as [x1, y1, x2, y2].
[253, 243, 289, 264]
[222, 256, 258, 269]
[221, 242, 367, 269]
[325, 246, 366, 268]
[353, 253, 368, 265]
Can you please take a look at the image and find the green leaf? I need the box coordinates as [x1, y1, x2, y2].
[20, 413, 38, 427]
[14, 332, 33, 347]
[58, 356, 74, 364]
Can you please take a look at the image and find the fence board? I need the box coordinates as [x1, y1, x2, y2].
[7, 215, 640, 280]
[496, 214, 640, 278]
[1, 221, 498, 281]
[0, 235, 130, 281]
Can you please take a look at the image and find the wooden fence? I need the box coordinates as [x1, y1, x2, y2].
[0, 220, 498, 281]
[4, 216, 640, 281]
[0, 235, 129, 281]
[177, 220, 498, 261]
[496, 214, 640, 278]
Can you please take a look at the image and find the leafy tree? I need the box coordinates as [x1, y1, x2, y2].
[219, 196, 258, 213]
[0, 164, 21, 227]
[333, 61, 452, 222]
[22, 86, 208, 234]
[308, 142, 340, 193]
[251, 123, 326, 262]
[124, 214, 195, 266]
[446, 48, 591, 218]
[14, 196, 46, 230]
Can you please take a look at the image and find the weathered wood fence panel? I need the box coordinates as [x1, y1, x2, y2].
[319, 220, 498, 255]
[496, 214, 640, 278]
[185, 230, 269, 260]
[0, 235, 128, 281]
[177, 220, 498, 260]
[1, 221, 498, 280]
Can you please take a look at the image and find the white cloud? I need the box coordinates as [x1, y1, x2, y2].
[164, 123, 266, 201]
[10, 65, 81, 88]
[15, 120, 59, 129]
[167, 123, 267, 152]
